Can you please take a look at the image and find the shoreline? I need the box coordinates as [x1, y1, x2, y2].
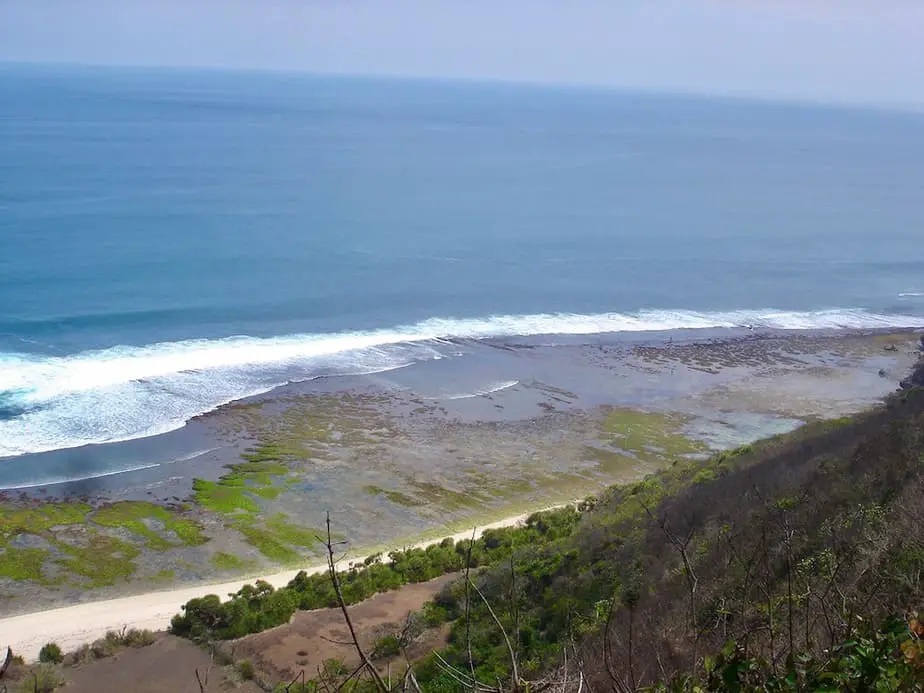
[1, 328, 920, 646]
[0, 505, 567, 662]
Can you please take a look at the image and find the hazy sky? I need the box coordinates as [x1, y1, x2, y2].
[3, 1, 923, 107]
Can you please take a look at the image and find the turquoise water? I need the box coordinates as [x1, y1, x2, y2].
[2, 64, 924, 459]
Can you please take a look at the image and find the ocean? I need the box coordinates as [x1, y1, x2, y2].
[2, 64, 924, 464]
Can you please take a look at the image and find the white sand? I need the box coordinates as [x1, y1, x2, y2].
[0, 507, 562, 661]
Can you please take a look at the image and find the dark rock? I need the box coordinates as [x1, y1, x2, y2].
[884, 343, 898, 352]
[878, 369, 887, 378]
[899, 359, 924, 390]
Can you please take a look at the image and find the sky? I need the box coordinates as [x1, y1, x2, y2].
[2, 0, 924, 107]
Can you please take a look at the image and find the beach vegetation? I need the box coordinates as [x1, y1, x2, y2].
[17, 664, 63, 693]
[37, 643, 62, 665]
[236, 659, 256, 681]
[170, 506, 580, 641]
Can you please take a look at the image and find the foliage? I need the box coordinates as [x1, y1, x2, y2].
[37, 643, 62, 665]
[651, 616, 924, 691]
[17, 664, 63, 693]
[413, 382, 924, 691]
[236, 659, 256, 681]
[372, 634, 402, 659]
[170, 506, 581, 641]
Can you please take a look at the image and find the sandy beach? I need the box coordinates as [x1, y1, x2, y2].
[0, 508, 553, 661]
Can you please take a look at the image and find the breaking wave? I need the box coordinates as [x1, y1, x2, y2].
[1, 308, 922, 457]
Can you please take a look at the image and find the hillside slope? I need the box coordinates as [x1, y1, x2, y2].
[417, 358, 924, 690]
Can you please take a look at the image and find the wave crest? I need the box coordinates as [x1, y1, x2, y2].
[1, 308, 922, 457]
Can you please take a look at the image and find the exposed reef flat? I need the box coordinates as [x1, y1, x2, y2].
[0, 329, 920, 615]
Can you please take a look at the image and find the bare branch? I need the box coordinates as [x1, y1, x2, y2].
[323, 511, 390, 693]
[464, 527, 477, 689]
[194, 650, 213, 693]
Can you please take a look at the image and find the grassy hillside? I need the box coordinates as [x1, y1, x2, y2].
[172, 358, 924, 691]
[418, 359, 924, 691]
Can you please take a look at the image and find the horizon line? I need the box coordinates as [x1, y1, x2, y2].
[3, 58, 924, 117]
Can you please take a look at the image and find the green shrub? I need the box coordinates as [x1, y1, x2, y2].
[171, 505, 584, 643]
[89, 636, 118, 659]
[37, 643, 62, 665]
[323, 658, 348, 677]
[19, 665, 63, 693]
[372, 634, 402, 659]
[122, 628, 156, 647]
[236, 659, 256, 680]
[651, 617, 924, 692]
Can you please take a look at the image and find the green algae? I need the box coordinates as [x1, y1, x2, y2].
[229, 513, 323, 564]
[188, 443, 325, 562]
[0, 503, 92, 537]
[192, 448, 292, 515]
[91, 502, 206, 549]
[364, 485, 424, 507]
[211, 551, 258, 572]
[0, 548, 49, 581]
[193, 478, 262, 515]
[231, 523, 299, 564]
[0, 500, 207, 586]
[601, 409, 706, 461]
[57, 534, 141, 587]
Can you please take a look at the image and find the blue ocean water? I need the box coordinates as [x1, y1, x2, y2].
[2, 64, 924, 460]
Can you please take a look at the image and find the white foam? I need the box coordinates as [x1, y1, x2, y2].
[1, 308, 923, 457]
[432, 380, 520, 401]
[899, 292, 924, 297]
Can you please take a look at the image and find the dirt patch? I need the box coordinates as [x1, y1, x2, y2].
[233, 573, 459, 684]
[60, 634, 261, 693]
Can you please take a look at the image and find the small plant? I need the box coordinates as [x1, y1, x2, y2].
[89, 636, 118, 659]
[372, 634, 402, 659]
[122, 628, 156, 648]
[236, 659, 256, 681]
[37, 643, 62, 665]
[20, 664, 63, 693]
[323, 658, 348, 677]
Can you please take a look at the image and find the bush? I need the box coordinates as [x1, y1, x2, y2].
[372, 634, 402, 659]
[19, 664, 63, 693]
[37, 643, 62, 665]
[89, 636, 118, 659]
[170, 505, 586, 644]
[121, 628, 156, 648]
[62, 644, 94, 667]
[236, 659, 256, 680]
